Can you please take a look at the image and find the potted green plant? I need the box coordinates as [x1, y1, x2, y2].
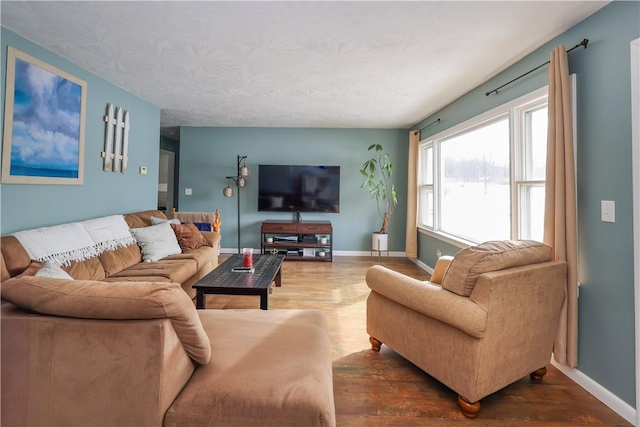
[360, 144, 397, 252]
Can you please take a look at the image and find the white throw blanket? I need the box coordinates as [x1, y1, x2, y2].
[80, 215, 136, 253]
[13, 215, 136, 266]
[13, 223, 99, 266]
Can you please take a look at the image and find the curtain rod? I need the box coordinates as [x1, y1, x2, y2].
[485, 38, 589, 97]
[413, 118, 440, 135]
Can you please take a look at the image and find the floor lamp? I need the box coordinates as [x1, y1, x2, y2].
[223, 155, 250, 254]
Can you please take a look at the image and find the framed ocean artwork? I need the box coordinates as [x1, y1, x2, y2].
[2, 46, 86, 185]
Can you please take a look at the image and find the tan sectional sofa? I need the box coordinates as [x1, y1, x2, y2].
[1, 210, 220, 298]
[0, 210, 337, 426]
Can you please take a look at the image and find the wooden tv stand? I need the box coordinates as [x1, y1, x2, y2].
[261, 220, 332, 262]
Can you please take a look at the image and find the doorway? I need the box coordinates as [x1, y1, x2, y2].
[158, 149, 175, 214]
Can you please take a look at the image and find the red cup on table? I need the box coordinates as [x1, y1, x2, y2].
[242, 248, 253, 267]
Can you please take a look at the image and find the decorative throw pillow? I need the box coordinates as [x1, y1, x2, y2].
[36, 262, 74, 280]
[150, 216, 181, 226]
[170, 223, 209, 252]
[130, 222, 182, 262]
[192, 222, 212, 232]
[441, 240, 552, 297]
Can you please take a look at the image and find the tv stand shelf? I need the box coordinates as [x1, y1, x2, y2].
[261, 220, 332, 262]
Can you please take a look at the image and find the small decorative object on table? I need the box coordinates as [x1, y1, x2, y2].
[242, 247, 253, 267]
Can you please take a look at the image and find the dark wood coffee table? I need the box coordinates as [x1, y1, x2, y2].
[193, 254, 285, 310]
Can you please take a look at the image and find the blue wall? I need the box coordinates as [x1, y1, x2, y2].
[0, 28, 161, 234]
[413, 2, 639, 407]
[178, 127, 408, 252]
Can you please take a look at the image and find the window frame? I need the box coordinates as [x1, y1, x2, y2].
[418, 85, 550, 247]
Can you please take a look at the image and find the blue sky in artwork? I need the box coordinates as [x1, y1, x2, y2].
[10, 58, 82, 172]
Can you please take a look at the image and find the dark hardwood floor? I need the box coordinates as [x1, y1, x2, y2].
[211, 255, 631, 426]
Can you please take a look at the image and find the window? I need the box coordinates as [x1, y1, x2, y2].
[418, 86, 551, 244]
[419, 144, 433, 228]
[516, 103, 548, 242]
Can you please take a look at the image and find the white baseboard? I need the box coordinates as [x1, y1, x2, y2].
[220, 249, 407, 257]
[410, 258, 433, 274]
[332, 250, 406, 257]
[551, 360, 637, 425]
[220, 248, 240, 254]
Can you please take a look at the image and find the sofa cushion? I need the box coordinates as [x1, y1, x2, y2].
[110, 258, 198, 285]
[0, 276, 211, 364]
[124, 210, 168, 229]
[99, 244, 143, 277]
[165, 309, 336, 427]
[0, 236, 32, 278]
[130, 222, 182, 262]
[17, 260, 44, 277]
[441, 240, 552, 297]
[102, 275, 173, 283]
[151, 216, 181, 225]
[0, 255, 9, 282]
[171, 223, 209, 252]
[164, 246, 216, 270]
[61, 257, 106, 280]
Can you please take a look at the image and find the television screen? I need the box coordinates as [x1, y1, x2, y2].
[258, 165, 340, 213]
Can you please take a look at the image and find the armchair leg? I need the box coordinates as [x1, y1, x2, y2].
[457, 395, 481, 419]
[530, 366, 547, 381]
[369, 336, 382, 352]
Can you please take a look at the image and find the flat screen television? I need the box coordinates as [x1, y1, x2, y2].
[258, 165, 340, 213]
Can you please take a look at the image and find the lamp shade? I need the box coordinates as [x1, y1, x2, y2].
[239, 166, 250, 177]
[223, 186, 235, 197]
[237, 177, 247, 187]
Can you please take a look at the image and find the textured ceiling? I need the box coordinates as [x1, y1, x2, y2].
[1, 1, 607, 130]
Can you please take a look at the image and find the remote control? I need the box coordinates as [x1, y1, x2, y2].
[231, 267, 254, 273]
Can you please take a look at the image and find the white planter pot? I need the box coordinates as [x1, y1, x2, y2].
[371, 233, 388, 251]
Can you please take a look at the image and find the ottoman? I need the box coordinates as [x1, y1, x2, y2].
[164, 309, 336, 427]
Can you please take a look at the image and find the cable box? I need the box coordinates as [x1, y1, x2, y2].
[274, 235, 298, 242]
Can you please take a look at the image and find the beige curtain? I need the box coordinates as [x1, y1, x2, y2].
[544, 45, 578, 368]
[405, 130, 420, 258]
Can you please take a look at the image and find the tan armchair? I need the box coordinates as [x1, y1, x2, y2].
[366, 240, 567, 418]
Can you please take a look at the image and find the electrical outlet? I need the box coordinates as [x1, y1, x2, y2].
[436, 249, 442, 258]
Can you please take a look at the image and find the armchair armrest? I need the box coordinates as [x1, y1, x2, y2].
[430, 255, 454, 285]
[201, 231, 221, 249]
[366, 265, 487, 338]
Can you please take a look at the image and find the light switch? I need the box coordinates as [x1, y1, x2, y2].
[185, 188, 192, 196]
[601, 200, 615, 223]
